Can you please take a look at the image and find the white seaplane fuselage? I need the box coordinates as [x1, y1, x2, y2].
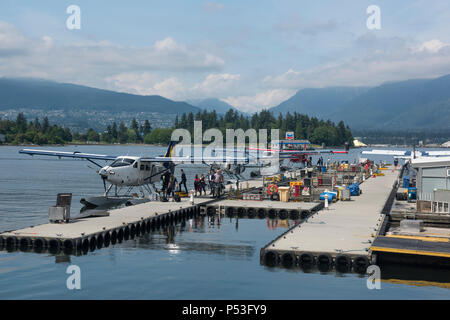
[99, 156, 166, 187]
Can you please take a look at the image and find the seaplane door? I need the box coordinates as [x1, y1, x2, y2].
[141, 161, 156, 184]
[137, 161, 149, 185]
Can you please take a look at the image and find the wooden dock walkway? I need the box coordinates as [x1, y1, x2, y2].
[260, 167, 399, 272]
[0, 197, 213, 254]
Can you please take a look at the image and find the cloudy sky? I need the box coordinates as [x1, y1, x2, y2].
[0, 0, 449, 112]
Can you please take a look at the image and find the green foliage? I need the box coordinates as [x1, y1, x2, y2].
[86, 128, 100, 142]
[0, 113, 74, 145]
[143, 128, 173, 144]
[0, 111, 354, 147]
[175, 109, 353, 146]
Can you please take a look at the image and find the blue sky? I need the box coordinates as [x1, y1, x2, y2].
[0, 0, 449, 111]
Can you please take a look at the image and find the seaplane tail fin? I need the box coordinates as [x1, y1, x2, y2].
[164, 141, 176, 158]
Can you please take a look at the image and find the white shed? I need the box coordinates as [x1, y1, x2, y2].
[411, 157, 450, 201]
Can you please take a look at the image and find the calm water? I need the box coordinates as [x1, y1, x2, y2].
[0, 145, 449, 299]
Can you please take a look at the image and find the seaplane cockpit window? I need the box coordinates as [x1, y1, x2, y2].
[140, 164, 145, 171]
[110, 158, 135, 168]
[145, 165, 150, 171]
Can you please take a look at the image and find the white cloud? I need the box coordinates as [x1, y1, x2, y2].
[106, 72, 187, 100]
[204, 2, 225, 12]
[2, 18, 450, 114]
[224, 89, 294, 113]
[106, 72, 241, 101]
[262, 37, 450, 90]
[154, 37, 179, 51]
[0, 22, 225, 86]
[192, 73, 240, 97]
[415, 39, 450, 53]
[0, 21, 29, 56]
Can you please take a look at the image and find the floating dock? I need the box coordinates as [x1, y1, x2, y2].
[203, 199, 322, 219]
[0, 198, 213, 254]
[260, 167, 399, 272]
[371, 217, 450, 267]
[0, 176, 267, 255]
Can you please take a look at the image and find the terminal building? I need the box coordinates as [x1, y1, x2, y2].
[411, 157, 450, 212]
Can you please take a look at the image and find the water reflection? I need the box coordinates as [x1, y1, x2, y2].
[122, 217, 256, 259]
[380, 263, 450, 289]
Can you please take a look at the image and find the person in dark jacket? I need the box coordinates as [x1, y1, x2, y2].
[179, 169, 188, 193]
[161, 170, 171, 196]
[200, 174, 206, 195]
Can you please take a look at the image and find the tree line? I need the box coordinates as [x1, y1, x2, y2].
[1, 110, 354, 147]
[0, 114, 165, 145]
[175, 109, 353, 146]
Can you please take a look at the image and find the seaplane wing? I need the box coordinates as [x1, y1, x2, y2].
[248, 147, 348, 157]
[362, 149, 450, 158]
[152, 156, 250, 164]
[19, 149, 117, 161]
[424, 151, 450, 156]
[362, 149, 410, 156]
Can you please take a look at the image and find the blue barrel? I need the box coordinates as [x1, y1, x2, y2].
[402, 176, 410, 188]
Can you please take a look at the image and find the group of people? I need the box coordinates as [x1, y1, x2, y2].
[161, 168, 224, 199]
[195, 169, 224, 197]
[161, 169, 188, 199]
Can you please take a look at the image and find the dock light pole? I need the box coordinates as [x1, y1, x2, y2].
[190, 190, 194, 205]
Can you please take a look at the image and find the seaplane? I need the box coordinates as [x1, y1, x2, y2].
[247, 140, 349, 169]
[202, 140, 350, 177]
[19, 141, 252, 208]
[19, 142, 181, 208]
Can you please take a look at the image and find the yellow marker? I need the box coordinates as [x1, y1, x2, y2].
[386, 235, 449, 243]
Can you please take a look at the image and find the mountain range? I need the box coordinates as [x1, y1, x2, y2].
[0, 78, 199, 114]
[1, 74, 449, 130]
[269, 74, 450, 130]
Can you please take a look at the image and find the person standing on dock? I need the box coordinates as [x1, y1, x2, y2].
[214, 169, 224, 197]
[167, 174, 176, 199]
[200, 174, 206, 195]
[161, 170, 171, 196]
[194, 174, 201, 196]
[208, 170, 215, 195]
[179, 169, 188, 193]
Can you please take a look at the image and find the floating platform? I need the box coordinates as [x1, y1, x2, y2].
[371, 229, 450, 267]
[0, 198, 214, 255]
[203, 200, 322, 219]
[260, 167, 400, 272]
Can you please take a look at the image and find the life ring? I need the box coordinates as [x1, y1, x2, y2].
[267, 184, 278, 195]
